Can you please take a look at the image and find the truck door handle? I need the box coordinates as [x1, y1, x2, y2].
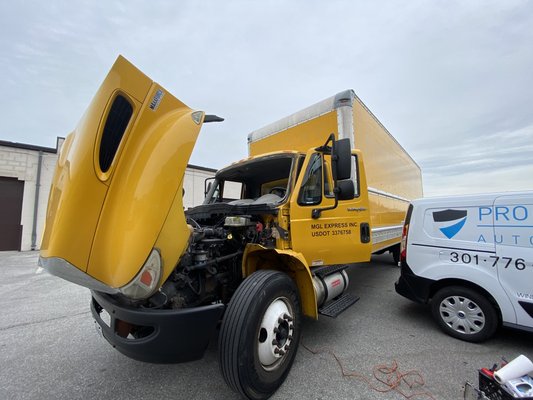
[360, 223, 370, 243]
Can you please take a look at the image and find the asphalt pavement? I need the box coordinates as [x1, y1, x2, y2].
[1, 251, 532, 400]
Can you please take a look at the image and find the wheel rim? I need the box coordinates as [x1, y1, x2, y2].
[439, 295, 485, 335]
[257, 297, 294, 371]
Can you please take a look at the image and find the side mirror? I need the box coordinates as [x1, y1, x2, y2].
[337, 179, 355, 200]
[204, 178, 214, 196]
[332, 138, 351, 181]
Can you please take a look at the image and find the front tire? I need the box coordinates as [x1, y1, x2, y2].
[219, 270, 301, 400]
[431, 286, 498, 342]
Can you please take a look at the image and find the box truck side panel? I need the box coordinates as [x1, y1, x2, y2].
[353, 98, 422, 202]
[352, 98, 422, 251]
[369, 193, 410, 252]
[248, 110, 338, 156]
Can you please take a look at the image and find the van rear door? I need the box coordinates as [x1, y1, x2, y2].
[493, 193, 533, 329]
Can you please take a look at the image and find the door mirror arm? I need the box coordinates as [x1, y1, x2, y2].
[311, 134, 353, 219]
[312, 192, 338, 219]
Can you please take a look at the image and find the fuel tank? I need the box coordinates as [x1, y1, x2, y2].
[40, 56, 204, 290]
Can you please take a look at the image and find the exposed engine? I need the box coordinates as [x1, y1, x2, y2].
[144, 214, 278, 310]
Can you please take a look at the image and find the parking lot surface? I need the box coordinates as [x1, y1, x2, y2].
[1, 251, 532, 400]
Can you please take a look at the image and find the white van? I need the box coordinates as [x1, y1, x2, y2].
[395, 191, 533, 342]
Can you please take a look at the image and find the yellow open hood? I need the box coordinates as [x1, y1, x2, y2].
[40, 56, 204, 289]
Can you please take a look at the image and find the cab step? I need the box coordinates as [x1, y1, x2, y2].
[312, 264, 349, 278]
[318, 293, 360, 318]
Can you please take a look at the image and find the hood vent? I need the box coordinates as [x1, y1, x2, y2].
[99, 94, 133, 172]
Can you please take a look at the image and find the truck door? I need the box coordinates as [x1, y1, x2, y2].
[289, 149, 372, 267]
[493, 194, 533, 328]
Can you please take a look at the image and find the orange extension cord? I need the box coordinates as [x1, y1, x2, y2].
[302, 342, 437, 399]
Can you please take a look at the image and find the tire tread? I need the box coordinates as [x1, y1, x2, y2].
[219, 270, 282, 397]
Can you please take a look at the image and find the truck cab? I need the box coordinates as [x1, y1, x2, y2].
[192, 148, 372, 267]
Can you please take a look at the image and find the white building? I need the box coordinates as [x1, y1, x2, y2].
[0, 139, 216, 251]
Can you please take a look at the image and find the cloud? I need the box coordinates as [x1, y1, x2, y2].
[0, 0, 532, 198]
[419, 124, 533, 195]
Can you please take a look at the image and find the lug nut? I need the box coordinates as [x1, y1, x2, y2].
[283, 313, 293, 322]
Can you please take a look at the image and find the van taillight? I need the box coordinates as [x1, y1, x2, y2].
[400, 224, 408, 262]
[400, 204, 413, 263]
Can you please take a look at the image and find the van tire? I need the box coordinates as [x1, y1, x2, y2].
[219, 270, 301, 400]
[431, 286, 497, 342]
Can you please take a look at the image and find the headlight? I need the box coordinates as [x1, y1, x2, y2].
[119, 249, 162, 299]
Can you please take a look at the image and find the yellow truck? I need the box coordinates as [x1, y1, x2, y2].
[39, 56, 422, 400]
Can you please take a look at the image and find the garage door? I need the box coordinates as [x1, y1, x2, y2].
[0, 177, 24, 251]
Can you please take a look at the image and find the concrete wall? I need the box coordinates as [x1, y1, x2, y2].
[0, 143, 57, 251]
[0, 140, 215, 251]
[183, 166, 215, 209]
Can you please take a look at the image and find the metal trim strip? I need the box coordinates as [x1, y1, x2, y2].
[368, 187, 410, 203]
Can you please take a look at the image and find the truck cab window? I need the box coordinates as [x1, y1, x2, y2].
[203, 180, 243, 204]
[352, 154, 360, 198]
[261, 179, 288, 198]
[298, 153, 323, 205]
[323, 155, 334, 198]
[211, 183, 221, 202]
[224, 181, 244, 201]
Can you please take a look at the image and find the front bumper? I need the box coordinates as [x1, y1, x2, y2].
[91, 290, 225, 363]
[394, 262, 434, 304]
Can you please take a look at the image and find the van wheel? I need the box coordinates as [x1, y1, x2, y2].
[431, 286, 497, 342]
[219, 270, 301, 400]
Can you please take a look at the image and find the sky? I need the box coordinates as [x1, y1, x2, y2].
[0, 0, 532, 197]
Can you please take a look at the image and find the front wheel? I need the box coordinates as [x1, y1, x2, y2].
[431, 286, 498, 342]
[219, 270, 301, 400]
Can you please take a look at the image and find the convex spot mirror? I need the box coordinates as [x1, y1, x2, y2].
[332, 138, 351, 181]
[337, 179, 355, 200]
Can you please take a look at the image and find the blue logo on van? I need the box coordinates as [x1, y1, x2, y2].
[433, 209, 467, 239]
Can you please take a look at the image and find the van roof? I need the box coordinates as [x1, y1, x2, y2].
[411, 191, 533, 206]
